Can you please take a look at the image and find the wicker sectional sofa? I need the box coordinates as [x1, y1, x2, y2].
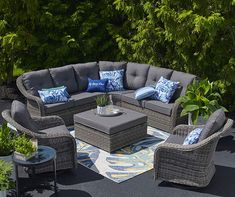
[17, 61, 196, 133]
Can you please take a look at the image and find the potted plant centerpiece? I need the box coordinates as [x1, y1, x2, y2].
[14, 134, 37, 161]
[0, 123, 15, 162]
[0, 160, 14, 197]
[177, 79, 227, 125]
[96, 94, 109, 115]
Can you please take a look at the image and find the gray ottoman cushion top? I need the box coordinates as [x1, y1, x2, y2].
[49, 65, 78, 93]
[125, 62, 150, 90]
[199, 109, 226, 141]
[144, 100, 173, 116]
[170, 71, 196, 97]
[11, 100, 38, 132]
[74, 106, 147, 135]
[165, 134, 185, 145]
[145, 67, 173, 86]
[22, 69, 54, 96]
[121, 92, 145, 107]
[99, 61, 127, 71]
[73, 62, 99, 91]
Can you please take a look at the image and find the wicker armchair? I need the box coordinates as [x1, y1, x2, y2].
[154, 118, 234, 187]
[2, 109, 77, 173]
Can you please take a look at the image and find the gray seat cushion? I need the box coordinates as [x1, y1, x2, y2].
[145, 67, 173, 86]
[144, 100, 173, 116]
[170, 71, 197, 99]
[165, 134, 185, 145]
[125, 62, 150, 90]
[22, 69, 54, 96]
[73, 62, 99, 91]
[199, 109, 226, 141]
[39, 125, 70, 136]
[109, 90, 135, 101]
[70, 92, 103, 106]
[44, 100, 75, 114]
[99, 61, 127, 71]
[121, 92, 145, 107]
[49, 65, 78, 93]
[11, 100, 38, 132]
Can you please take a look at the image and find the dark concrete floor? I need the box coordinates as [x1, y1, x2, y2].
[1, 99, 235, 197]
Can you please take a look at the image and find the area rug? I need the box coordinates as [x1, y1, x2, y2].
[70, 127, 169, 183]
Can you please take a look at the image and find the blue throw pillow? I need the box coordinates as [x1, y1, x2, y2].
[151, 76, 180, 103]
[135, 86, 155, 100]
[42, 86, 70, 98]
[183, 128, 203, 145]
[99, 69, 124, 91]
[38, 86, 70, 104]
[86, 78, 108, 92]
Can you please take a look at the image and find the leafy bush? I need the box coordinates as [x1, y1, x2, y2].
[0, 123, 14, 156]
[0, 160, 14, 191]
[176, 79, 227, 124]
[14, 135, 37, 157]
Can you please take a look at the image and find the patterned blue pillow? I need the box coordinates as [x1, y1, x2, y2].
[42, 86, 70, 98]
[86, 78, 108, 92]
[99, 69, 125, 91]
[183, 128, 203, 145]
[151, 76, 179, 103]
[135, 86, 155, 100]
[38, 86, 69, 104]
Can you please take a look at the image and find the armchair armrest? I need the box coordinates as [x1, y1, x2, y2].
[32, 115, 65, 130]
[173, 124, 205, 136]
[16, 76, 45, 115]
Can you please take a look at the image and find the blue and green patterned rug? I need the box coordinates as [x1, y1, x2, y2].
[71, 127, 169, 183]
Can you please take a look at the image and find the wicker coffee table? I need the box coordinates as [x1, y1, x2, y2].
[74, 106, 147, 152]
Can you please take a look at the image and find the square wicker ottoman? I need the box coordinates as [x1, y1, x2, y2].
[74, 106, 147, 152]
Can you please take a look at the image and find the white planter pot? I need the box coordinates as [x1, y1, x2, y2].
[97, 106, 107, 115]
[188, 113, 207, 125]
[0, 154, 13, 163]
[0, 191, 6, 197]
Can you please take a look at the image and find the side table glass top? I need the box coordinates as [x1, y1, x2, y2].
[13, 145, 56, 166]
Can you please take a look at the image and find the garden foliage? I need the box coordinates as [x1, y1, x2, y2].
[0, 0, 235, 110]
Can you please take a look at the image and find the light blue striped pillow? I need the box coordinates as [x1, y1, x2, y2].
[135, 86, 155, 100]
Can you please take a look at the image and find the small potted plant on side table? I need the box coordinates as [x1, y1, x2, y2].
[0, 160, 14, 197]
[96, 95, 109, 115]
[14, 134, 37, 161]
[0, 123, 15, 162]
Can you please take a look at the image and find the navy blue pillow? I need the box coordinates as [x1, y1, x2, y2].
[87, 78, 108, 92]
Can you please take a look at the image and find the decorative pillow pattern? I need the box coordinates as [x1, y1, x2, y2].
[86, 78, 108, 92]
[151, 76, 180, 103]
[99, 69, 125, 91]
[42, 86, 70, 98]
[135, 86, 155, 100]
[38, 86, 70, 104]
[183, 128, 203, 145]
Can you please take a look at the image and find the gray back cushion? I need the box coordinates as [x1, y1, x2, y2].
[99, 61, 127, 71]
[49, 65, 78, 93]
[199, 109, 226, 141]
[11, 100, 38, 132]
[125, 62, 150, 90]
[73, 62, 99, 91]
[170, 71, 197, 98]
[22, 69, 54, 96]
[145, 66, 173, 86]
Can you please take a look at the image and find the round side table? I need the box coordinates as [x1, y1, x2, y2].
[13, 145, 57, 197]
